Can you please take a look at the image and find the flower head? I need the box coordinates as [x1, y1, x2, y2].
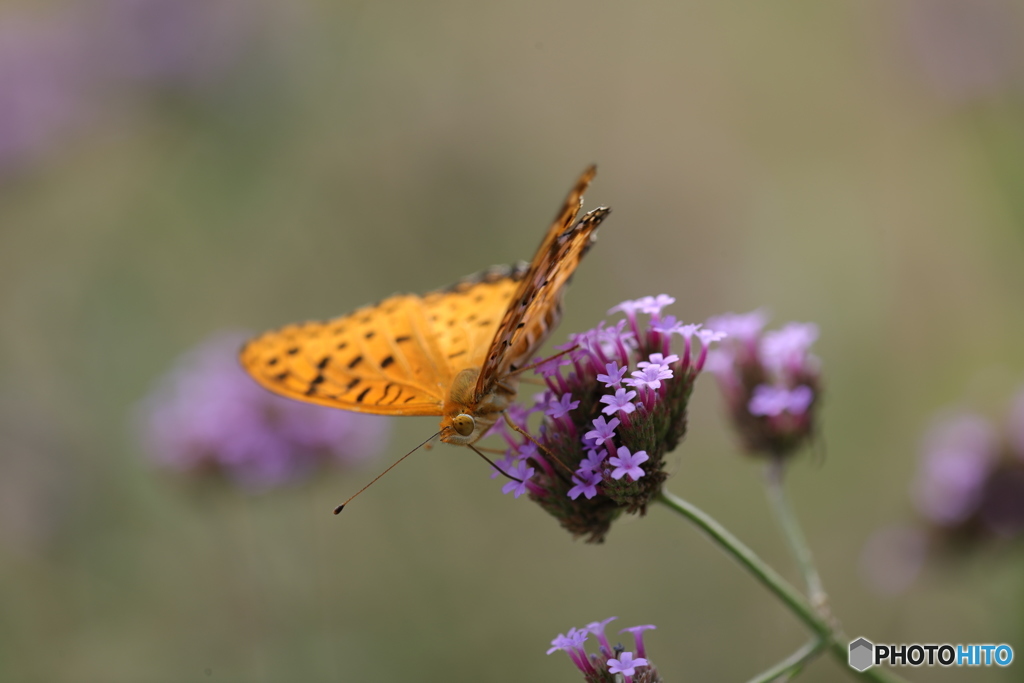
[493, 294, 723, 542]
[139, 331, 390, 489]
[895, 391, 1024, 559]
[706, 312, 822, 459]
[548, 619, 661, 683]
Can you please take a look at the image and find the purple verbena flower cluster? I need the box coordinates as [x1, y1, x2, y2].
[548, 617, 661, 683]
[912, 391, 1024, 542]
[492, 295, 726, 542]
[139, 332, 391, 490]
[704, 310, 821, 458]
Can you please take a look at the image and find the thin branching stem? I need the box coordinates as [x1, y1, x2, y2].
[656, 489, 909, 683]
[764, 460, 829, 617]
[745, 638, 824, 683]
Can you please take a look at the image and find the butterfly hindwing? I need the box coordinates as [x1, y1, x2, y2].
[420, 263, 529, 373]
[240, 296, 451, 415]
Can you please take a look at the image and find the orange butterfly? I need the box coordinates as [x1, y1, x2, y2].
[240, 166, 609, 459]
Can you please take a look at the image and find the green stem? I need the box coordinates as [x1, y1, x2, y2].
[656, 489, 909, 683]
[744, 638, 824, 683]
[764, 462, 828, 616]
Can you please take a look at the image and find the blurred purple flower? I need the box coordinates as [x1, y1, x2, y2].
[904, 393, 1024, 547]
[901, 0, 1022, 104]
[140, 331, 390, 490]
[912, 413, 998, 526]
[705, 311, 822, 459]
[89, 0, 259, 89]
[0, 16, 90, 175]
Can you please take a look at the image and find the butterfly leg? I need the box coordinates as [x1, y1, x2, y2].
[467, 443, 522, 482]
[505, 345, 580, 378]
[502, 411, 573, 479]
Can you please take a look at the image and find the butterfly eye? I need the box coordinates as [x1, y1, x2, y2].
[452, 413, 476, 437]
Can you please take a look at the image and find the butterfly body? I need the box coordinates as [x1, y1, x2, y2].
[240, 167, 609, 448]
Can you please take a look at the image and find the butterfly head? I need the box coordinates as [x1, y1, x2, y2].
[440, 413, 478, 445]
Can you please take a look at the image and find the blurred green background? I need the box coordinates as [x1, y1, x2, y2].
[2, 0, 1024, 681]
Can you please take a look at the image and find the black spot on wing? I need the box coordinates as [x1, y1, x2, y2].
[348, 355, 363, 369]
[356, 387, 371, 403]
[380, 355, 395, 368]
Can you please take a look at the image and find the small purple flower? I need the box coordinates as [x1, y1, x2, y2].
[545, 393, 580, 420]
[626, 364, 673, 390]
[547, 627, 595, 675]
[596, 361, 627, 387]
[599, 387, 637, 416]
[609, 446, 649, 481]
[608, 298, 648, 317]
[567, 471, 602, 500]
[583, 616, 618, 653]
[761, 323, 819, 376]
[748, 385, 814, 417]
[620, 624, 656, 659]
[641, 352, 679, 367]
[608, 652, 648, 677]
[140, 332, 390, 490]
[696, 328, 728, 349]
[650, 315, 683, 336]
[638, 294, 675, 317]
[488, 450, 520, 480]
[584, 416, 620, 447]
[577, 449, 606, 474]
[501, 461, 536, 499]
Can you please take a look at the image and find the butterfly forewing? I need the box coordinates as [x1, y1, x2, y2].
[473, 169, 609, 399]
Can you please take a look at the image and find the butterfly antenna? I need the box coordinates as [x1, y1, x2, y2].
[333, 431, 441, 514]
[467, 443, 523, 483]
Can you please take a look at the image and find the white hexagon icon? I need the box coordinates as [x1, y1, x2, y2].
[849, 637, 874, 672]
